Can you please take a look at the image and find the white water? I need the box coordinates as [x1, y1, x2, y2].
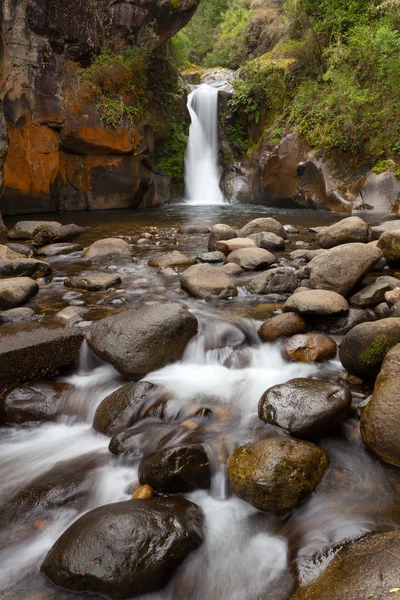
[185, 85, 224, 205]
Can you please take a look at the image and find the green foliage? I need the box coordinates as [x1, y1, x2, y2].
[154, 122, 188, 181]
[372, 159, 396, 174]
[205, 0, 252, 69]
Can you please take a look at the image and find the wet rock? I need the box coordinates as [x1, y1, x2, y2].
[109, 421, 181, 459]
[339, 318, 400, 378]
[247, 267, 297, 295]
[290, 248, 325, 262]
[238, 217, 287, 239]
[316, 216, 369, 249]
[305, 243, 382, 296]
[4, 380, 72, 425]
[0, 245, 51, 278]
[360, 344, 400, 465]
[290, 530, 400, 600]
[375, 302, 391, 319]
[0, 307, 35, 324]
[32, 224, 85, 245]
[283, 290, 348, 316]
[132, 485, 154, 499]
[248, 232, 286, 250]
[83, 238, 132, 260]
[225, 248, 276, 271]
[0, 277, 39, 310]
[259, 378, 351, 438]
[371, 220, 400, 240]
[178, 225, 210, 234]
[180, 264, 238, 300]
[5, 243, 32, 256]
[310, 307, 373, 335]
[55, 306, 85, 326]
[349, 281, 391, 308]
[208, 224, 237, 251]
[7, 221, 61, 240]
[93, 382, 160, 436]
[284, 224, 299, 234]
[221, 263, 243, 276]
[41, 497, 204, 599]
[377, 230, 400, 263]
[35, 243, 83, 256]
[0, 326, 83, 385]
[376, 275, 400, 289]
[258, 312, 307, 342]
[283, 333, 337, 362]
[138, 444, 211, 493]
[215, 238, 256, 254]
[228, 438, 328, 514]
[196, 251, 225, 263]
[88, 303, 198, 379]
[148, 251, 196, 268]
[64, 272, 121, 292]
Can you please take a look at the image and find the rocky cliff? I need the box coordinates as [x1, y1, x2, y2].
[0, 0, 199, 215]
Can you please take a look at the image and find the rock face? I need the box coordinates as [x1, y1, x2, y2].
[360, 344, 400, 465]
[41, 497, 204, 599]
[0, 0, 200, 215]
[283, 333, 337, 362]
[259, 378, 351, 438]
[88, 303, 198, 379]
[305, 243, 382, 296]
[139, 444, 211, 493]
[283, 290, 348, 316]
[228, 438, 328, 514]
[316, 216, 369, 248]
[180, 264, 238, 299]
[258, 312, 307, 342]
[0, 277, 39, 309]
[290, 530, 400, 600]
[247, 267, 297, 295]
[339, 318, 400, 378]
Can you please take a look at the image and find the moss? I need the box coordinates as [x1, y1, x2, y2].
[359, 336, 393, 367]
[338, 232, 354, 241]
[372, 159, 396, 175]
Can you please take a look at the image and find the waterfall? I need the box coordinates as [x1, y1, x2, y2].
[185, 84, 224, 205]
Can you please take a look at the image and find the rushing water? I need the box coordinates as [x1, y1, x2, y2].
[185, 85, 224, 205]
[1, 205, 399, 600]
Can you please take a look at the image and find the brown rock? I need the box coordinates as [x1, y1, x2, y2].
[225, 248, 276, 270]
[148, 251, 196, 268]
[283, 333, 337, 362]
[215, 238, 256, 254]
[258, 312, 307, 342]
[283, 290, 349, 316]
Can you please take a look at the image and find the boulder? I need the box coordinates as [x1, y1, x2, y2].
[0, 307, 35, 324]
[385, 287, 400, 305]
[208, 224, 237, 251]
[93, 382, 159, 436]
[0, 245, 51, 278]
[4, 381, 72, 425]
[55, 306, 86, 326]
[349, 281, 391, 308]
[180, 264, 238, 300]
[221, 263, 243, 276]
[228, 438, 328, 514]
[88, 304, 198, 379]
[360, 344, 400, 465]
[178, 225, 210, 234]
[377, 230, 400, 262]
[258, 378, 351, 438]
[35, 243, 83, 256]
[238, 217, 287, 239]
[283, 333, 337, 362]
[339, 318, 400, 378]
[225, 248, 276, 270]
[289, 530, 400, 600]
[247, 267, 297, 295]
[41, 497, 204, 599]
[138, 444, 211, 493]
[283, 290, 348, 316]
[290, 248, 325, 262]
[0, 277, 39, 310]
[5, 243, 33, 256]
[258, 312, 307, 342]
[32, 223, 85, 246]
[215, 238, 256, 254]
[196, 251, 226, 263]
[148, 251, 196, 268]
[305, 243, 382, 296]
[310, 307, 373, 335]
[64, 272, 121, 292]
[376, 275, 400, 289]
[248, 232, 286, 250]
[371, 220, 400, 240]
[7, 221, 61, 240]
[316, 216, 369, 249]
[375, 302, 391, 319]
[109, 421, 183, 460]
[390, 302, 400, 317]
[0, 326, 83, 385]
[83, 238, 132, 259]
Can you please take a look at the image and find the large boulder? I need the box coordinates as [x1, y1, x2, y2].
[247, 267, 297, 295]
[258, 312, 307, 342]
[93, 382, 159, 436]
[41, 497, 204, 599]
[64, 272, 121, 292]
[360, 344, 400, 465]
[290, 530, 400, 600]
[0, 326, 83, 385]
[7, 221, 61, 240]
[148, 251, 196, 268]
[88, 304, 198, 379]
[225, 248, 276, 271]
[208, 224, 237, 251]
[283, 290, 348, 316]
[238, 217, 287, 239]
[180, 264, 238, 300]
[339, 318, 400, 379]
[0, 277, 39, 309]
[138, 444, 211, 493]
[316, 216, 369, 249]
[258, 378, 351, 438]
[228, 438, 328, 514]
[305, 243, 382, 296]
[283, 333, 337, 362]
[0, 245, 51, 278]
[377, 230, 400, 263]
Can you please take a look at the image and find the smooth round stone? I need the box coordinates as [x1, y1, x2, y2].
[283, 289, 348, 316]
[283, 333, 337, 362]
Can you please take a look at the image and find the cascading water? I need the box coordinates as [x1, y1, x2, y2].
[185, 84, 224, 205]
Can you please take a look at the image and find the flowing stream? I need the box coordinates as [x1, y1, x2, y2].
[185, 85, 224, 205]
[0, 205, 399, 600]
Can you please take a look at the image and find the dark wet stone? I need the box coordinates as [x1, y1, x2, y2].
[349, 281, 391, 308]
[4, 381, 72, 425]
[309, 307, 374, 335]
[283, 333, 337, 362]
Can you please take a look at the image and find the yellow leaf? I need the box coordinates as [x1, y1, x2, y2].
[389, 589, 400, 593]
